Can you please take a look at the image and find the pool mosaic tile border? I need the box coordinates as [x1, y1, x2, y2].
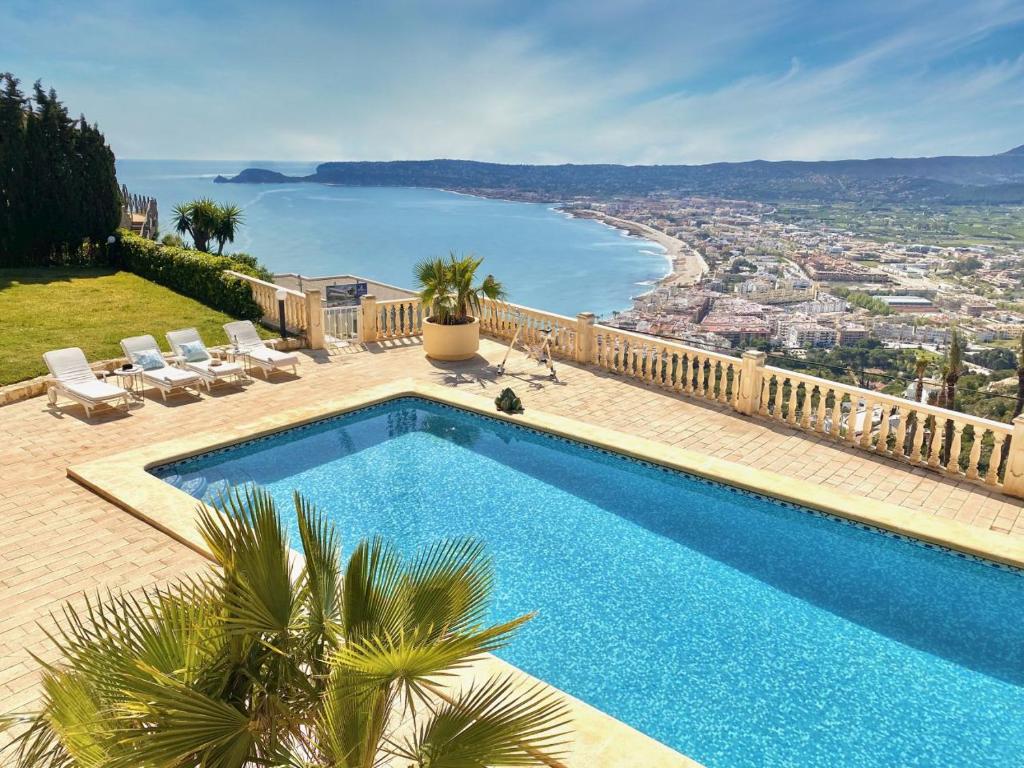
[151, 395, 1023, 576]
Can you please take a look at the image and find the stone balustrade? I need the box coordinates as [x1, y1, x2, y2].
[478, 298, 578, 359]
[591, 322, 744, 408]
[363, 293, 1024, 498]
[360, 295, 423, 342]
[226, 271, 310, 334]
[752, 363, 1016, 490]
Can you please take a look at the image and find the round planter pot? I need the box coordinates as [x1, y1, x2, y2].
[422, 317, 480, 361]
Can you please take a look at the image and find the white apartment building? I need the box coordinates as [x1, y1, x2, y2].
[783, 322, 837, 349]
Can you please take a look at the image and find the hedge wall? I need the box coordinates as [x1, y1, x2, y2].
[115, 232, 263, 320]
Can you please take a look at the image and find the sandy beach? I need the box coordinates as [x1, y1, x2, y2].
[571, 210, 708, 288]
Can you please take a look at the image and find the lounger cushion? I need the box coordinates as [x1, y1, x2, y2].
[188, 360, 243, 378]
[248, 347, 299, 367]
[129, 348, 166, 371]
[66, 378, 127, 402]
[180, 341, 209, 362]
[143, 365, 198, 386]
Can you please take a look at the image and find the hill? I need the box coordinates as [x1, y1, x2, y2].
[214, 147, 1024, 204]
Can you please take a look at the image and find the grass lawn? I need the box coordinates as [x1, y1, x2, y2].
[0, 268, 271, 386]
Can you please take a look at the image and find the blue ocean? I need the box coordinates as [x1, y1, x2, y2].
[116, 160, 668, 316]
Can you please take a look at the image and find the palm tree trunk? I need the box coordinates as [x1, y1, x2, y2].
[1016, 367, 1024, 420]
[941, 375, 957, 465]
[1001, 366, 1024, 471]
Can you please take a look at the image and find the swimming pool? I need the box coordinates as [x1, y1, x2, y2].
[153, 397, 1024, 767]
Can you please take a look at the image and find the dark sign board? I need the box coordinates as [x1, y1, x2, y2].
[325, 282, 368, 306]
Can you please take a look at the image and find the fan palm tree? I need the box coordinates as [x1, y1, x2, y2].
[1, 487, 570, 768]
[171, 198, 220, 253]
[213, 204, 244, 255]
[416, 253, 505, 325]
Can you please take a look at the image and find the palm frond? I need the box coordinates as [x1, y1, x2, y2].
[171, 203, 194, 237]
[405, 538, 493, 640]
[399, 674, 571, 768]
[0, 706, 73, 768]
[107, 667, 253, 768]
[39, 671, 111, 768]
[316, 666, 397, 768]
[330, 615, 531, 706]
[479, 273, 505, 301]
[294, 492, 344, 656]
[198, 486, 298, 636]
[342, 537, 406, 642]
[415, 252, 504, 325]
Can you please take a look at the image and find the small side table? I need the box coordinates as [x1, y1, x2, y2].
[223, 348, 255, 375]
[107, 365, 145, 402]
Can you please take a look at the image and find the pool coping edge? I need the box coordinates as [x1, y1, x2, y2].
[65, 377, 1024, 767]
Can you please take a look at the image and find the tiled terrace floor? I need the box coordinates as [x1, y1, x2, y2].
[2, 336, 1024, 714]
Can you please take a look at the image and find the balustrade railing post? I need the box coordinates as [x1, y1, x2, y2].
[304, 289, 325, 350]
[736, 349, 766, 416]
[360, 294, 378, 343]
[1002, 415, 1024, 498]
[575, 312, 595, 364]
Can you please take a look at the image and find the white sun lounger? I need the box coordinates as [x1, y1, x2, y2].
[165, 328, 246, 390]
[120, 335, 203, 401]
[223, 320, 299, 377]
[43, 347, 130, 417]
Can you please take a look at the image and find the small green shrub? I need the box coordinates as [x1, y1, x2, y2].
[226, 251, 274, 281]
[115, 231, 262, 320]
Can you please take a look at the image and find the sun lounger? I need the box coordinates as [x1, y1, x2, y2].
[119, 335, 203, 401]
[165, 328, 246, 389]
[223, 320, 299, 377]
[42, 347, 130, 417]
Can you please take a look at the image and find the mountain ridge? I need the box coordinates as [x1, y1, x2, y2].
[215, 147, 1024, 204]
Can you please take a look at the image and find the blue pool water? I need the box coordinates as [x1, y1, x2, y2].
[153, 398, 1024, 768]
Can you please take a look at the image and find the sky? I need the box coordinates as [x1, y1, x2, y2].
[3, 0, 1024, 164]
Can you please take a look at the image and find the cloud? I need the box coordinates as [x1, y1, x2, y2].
[1, 0, 1022, 162]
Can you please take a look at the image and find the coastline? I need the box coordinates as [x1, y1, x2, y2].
[565, 209, 708, 290]
[223, 175, 696, 295]
[434, 186, 694, 302]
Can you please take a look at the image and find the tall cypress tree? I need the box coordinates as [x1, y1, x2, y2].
[0, 74, 27, 262]
[0, 75, 120, 266]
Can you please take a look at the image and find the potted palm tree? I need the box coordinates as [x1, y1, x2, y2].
[416, 253, 505, 361]
[1, 487, 570, 768]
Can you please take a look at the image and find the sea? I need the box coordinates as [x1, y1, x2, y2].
[116, 160, 669, 317]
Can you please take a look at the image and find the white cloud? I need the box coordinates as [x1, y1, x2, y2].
[2, 0, 1022, 162]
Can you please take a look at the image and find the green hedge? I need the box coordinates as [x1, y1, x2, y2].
[115, 231, 263, 320]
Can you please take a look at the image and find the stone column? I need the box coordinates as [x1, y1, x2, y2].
[575, 312, 596, 364]
[736, 349, 766, 416]
[1002, 415, 1024, 498]
[304, 289, 325, 350]
[360, 294, 378, 344]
